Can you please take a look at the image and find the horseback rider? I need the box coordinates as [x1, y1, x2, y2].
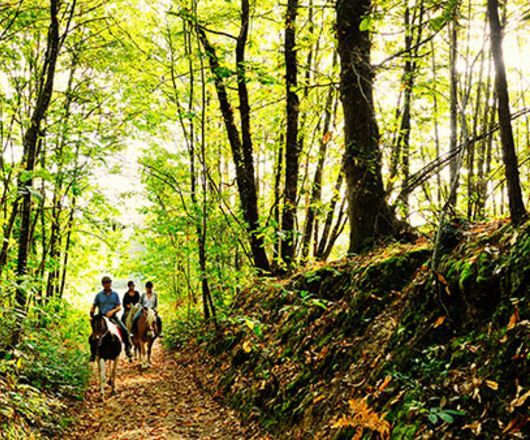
[121, 280, 140, 322]
[89, 276, 133, 362]
[133, 281, 162, 335]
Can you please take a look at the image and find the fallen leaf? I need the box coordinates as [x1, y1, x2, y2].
[434, 316, 446, 328]
[242, 341, 252, 353]
[511, 389, 530, 409]
[313, 394, 326, 404]
[486, 380, 498, 391]
[436, 272, 448, 285]
[378, 375, 392, 392]
[507, 308, 519, 330]
[463, 421, 482, 435]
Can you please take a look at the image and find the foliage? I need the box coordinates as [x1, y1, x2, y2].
[0, 300, 90, 438]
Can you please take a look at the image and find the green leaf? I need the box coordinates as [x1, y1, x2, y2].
[359, 16, 372, 31]
[429, 16, 447, 32]
[428, 413, 438, 424]
[439, 412, 454, 424]
[27, 186, 43, 201]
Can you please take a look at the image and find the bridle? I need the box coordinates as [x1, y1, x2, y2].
[140, 308, 157, 339]
[92, 316, 111, 352]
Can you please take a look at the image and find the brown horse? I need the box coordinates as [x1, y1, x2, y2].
[132, 307, 159, 369]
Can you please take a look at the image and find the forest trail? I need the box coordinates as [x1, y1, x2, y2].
[65, 343, 265, 440]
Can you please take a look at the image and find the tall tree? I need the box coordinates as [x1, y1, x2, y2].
[487, 0, 526, 223]
[193, 15, 271, 272]
[15, 0, 61, 311]
[448, 17, 459, 209]
[336, 0, 401, 253]
[281, 0, 300, 265]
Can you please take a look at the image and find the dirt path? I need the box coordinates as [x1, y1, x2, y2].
[65, 343, 265, 439]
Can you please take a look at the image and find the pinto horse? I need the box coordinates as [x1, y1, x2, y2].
[132, 307, 159, 369]
[90, 315, 122, 399]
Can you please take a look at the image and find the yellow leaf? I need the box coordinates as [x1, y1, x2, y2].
[486, 380, 498, 390]
[242, 341, 252, 353]
[313, 394, 326, 404]
[378, 375, 392, 392]
[507, 308, 519, 330]
[511, 389, 530, 408]
[463, 421, 482, 435]
[332, 415, 353, 429]
[434, 316, 446, 328]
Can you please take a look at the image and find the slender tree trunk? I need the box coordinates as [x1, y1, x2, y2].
[281, 0, 300, 265]
[58, 197, 75, 299]
[316, 169, 343, 259]
[448, 18, 459, 210]
[322, 198, 348, 261]
[336, 0, 401, 253]
[487, 0, 526, 223]
[0, 201, 18, 276]
[272, 138, 283, 263]
[195, 24, 271, 272]
[16, 0, 60, 311]
[301, 69, 336, 260]
[429, 39, 442, 207]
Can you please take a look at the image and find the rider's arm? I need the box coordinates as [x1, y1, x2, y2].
[106, 293, 122, 317]
[105, 304, 121, 317]
[90, 294, 98, 317]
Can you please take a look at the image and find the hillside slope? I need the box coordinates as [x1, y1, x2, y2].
[183, 220, 529, 439]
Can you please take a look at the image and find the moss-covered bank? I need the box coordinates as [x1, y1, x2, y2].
[172, 220, 530, 439]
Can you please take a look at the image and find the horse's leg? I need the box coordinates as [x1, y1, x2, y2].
[98, 357, 106, 400]
[133, 337, 140, 362]
[141, 341, 148, 369]
[147, 339, 153, 366]
[110, 357, 118, 395]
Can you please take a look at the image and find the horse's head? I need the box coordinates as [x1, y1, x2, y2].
[143, 307, 157, 339]
[91, 314, 108, 342]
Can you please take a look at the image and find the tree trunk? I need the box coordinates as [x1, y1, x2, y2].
[336, 0, 400, 253]
[300, 83, 335, 261]
[448, 19, 459, 210]
[280, 0, 300, 265]
[487, 0, 526, 223]
[15, 0, 60, 311]
[195, 24, 271, 272]
[316, 169, 343, 259]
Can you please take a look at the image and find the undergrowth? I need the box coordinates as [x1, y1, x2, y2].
[167, 220, 530, 439]
[0, 299, 90, 439]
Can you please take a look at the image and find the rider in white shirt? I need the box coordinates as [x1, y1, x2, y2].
[133, 281, 162, 335]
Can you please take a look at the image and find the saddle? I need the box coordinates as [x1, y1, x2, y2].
[104, 317, 123, 342]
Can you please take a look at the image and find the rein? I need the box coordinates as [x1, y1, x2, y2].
[96, 328, 110, 348]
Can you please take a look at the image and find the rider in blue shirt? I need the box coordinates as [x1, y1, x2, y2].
[89, 276, 133, 362]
